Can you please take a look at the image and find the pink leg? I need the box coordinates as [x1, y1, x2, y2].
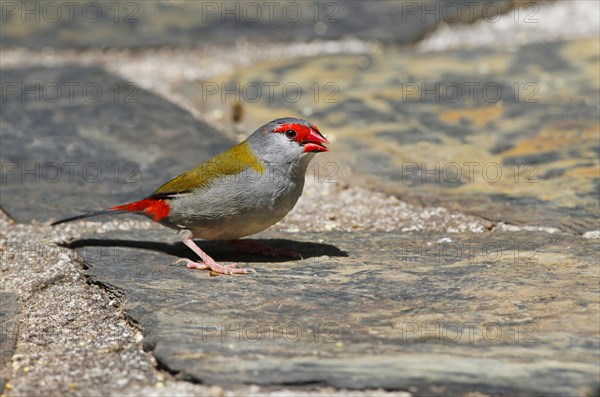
[177, 230, 254, 275]
[231, 239, 302, 259]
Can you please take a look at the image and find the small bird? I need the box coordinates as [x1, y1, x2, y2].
[52, 118, 329, 275]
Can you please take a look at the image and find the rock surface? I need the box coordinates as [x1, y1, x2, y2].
[1, 0, 511, 49]
[0, 66, 233, 223]
[74, 229, 600, 396]
[192, 38, 600, 234]
[1, 2, 598, 396]
[0, 292, 20, 394]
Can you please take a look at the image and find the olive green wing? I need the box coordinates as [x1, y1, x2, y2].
[148, 141, 265, 199]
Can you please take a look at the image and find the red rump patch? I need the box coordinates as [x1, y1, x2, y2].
[111, 199, 170, 221]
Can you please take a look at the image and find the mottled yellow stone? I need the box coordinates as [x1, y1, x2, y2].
[504, 121, 599, 157]
[185, 38, 599, 232]
[439, 105, 505, 129]
[561, 38, 600, 89]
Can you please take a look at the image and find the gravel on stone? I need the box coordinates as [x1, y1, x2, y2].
[418, 0, 599, 52]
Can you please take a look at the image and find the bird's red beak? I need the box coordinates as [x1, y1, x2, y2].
[303, 127, 329, 153]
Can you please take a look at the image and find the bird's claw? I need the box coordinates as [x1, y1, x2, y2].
[176, 258, 255, 275]
[176, 257, 208, 270]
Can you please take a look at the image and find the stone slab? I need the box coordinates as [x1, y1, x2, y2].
[72, 229, 600, 396]
[0, 1, 511, 49]
[190, 38, 600, 234]
[0, 66, 234, 223]
[0, 291, 20, 393]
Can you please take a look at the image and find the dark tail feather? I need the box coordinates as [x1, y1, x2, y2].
[51, 209, 127, 226]
[51, 198, 171, 226]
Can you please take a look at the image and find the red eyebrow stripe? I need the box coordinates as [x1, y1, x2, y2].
[273, 123, 309, 133]
[273, 123, 314, 139]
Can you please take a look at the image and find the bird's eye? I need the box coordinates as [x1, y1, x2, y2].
[284, 129, 297, 139]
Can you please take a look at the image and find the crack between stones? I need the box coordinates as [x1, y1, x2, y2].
[68, 251, 186, 384]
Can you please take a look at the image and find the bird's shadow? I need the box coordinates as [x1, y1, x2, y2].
[66, 237, 348, 263]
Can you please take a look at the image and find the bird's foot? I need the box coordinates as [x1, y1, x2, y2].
[178, 230, 255, 276]
[176, 258, 255, 275]
[231, 240, 302, 259]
